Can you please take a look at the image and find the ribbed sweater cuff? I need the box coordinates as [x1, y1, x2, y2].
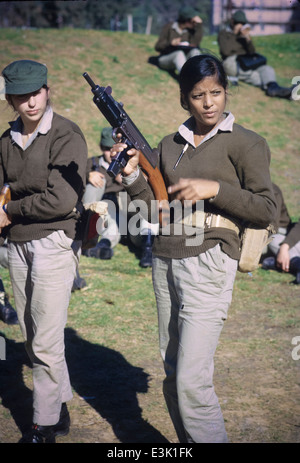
[124, 169, 149, 197]
[6, 200, 22, 218]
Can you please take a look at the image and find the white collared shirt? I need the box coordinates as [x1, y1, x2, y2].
[171, 21, 188, 35]
[10, 105, 53, 150]
[122, 112, 235, 185]
[178, 111, 235, 148]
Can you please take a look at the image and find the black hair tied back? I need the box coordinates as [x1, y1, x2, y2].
[179, 54, 228, 97]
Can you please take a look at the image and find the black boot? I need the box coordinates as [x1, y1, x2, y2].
[97, 239, 114, 259]
[72, 269, 87, 292]
[19, 424, 56, 443]
[289, 257, 300, 284]
[261, 256, 276, 270]
[0, 279, 18, 325]
[83, 239, 113, 260]
[52, 403, 71, 436]
[0, 299, 18, 325]
[266, 82, 293, 99]
[140, 230, 154, 268]
[19, 403, 70, 443]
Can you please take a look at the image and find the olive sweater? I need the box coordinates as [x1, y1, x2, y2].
[124, 114, 277, 260]
[155, 21, 203, 55]
[218, 27, 256, 60]
[272, 183, 300, 249]
[0, 108, 87, 243]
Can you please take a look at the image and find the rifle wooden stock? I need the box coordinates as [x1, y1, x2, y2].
[138, 154, 169, 227]
[0, 184, 11, 208]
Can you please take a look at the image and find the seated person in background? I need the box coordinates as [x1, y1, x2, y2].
[82, 128, 158, 267]
[261, 183, 300, 284]
[155, 6, 203, 75]
[82, 127, 121, 260]
[218, 10, 294, 99]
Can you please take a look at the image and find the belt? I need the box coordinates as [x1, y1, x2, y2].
[204, 213, 240, 235]
[182, 211, 241, 235]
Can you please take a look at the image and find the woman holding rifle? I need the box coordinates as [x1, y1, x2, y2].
[111, 54, 276, 443]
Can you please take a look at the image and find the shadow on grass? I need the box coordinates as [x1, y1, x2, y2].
[0, 328, 168, 443]
[0, 332, 33, 437]
[65, 327, 169, 443]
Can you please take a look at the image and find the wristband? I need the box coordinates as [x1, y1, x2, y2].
[2, 204, 8, 214]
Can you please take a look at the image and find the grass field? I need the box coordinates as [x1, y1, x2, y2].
[0, 28, 299, 444]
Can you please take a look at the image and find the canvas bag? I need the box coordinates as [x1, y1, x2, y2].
[238, 224, 276, 273]
[181, 208, 275, 274]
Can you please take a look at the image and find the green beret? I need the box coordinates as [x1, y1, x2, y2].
[2, 60, 47, 95]
[100, 127, 114, 148]
[232, 10, 248, 24]
[178, 6, 199, 22]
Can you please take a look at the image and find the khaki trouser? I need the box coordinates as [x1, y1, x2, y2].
[8, 231, 78, 425]
[152, 244, 238, 443]
[223, 54, 276, 89]
[158, 48, 201, 73]
[268, 228, 300, 259]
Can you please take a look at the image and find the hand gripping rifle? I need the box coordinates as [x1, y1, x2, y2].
[83, 72, 169, 225]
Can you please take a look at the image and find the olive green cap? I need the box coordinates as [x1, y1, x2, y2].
[100, 127, 114, 148]
[232, 10, 248, 24]
[178, 6, 199, 22]
[2, 60, 47, 95]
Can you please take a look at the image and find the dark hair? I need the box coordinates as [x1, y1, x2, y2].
[179, 54, 228, 99]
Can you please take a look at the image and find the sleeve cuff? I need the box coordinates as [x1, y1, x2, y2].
[121, 168, 140, 185]
[208, 184, 220, 203]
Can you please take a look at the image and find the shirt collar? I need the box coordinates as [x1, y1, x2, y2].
[178, 111, 235, 148]
[172, 21, 187, 35]
[99, 156, 110, 170]
[225, 24, 233, 33]
[10, 105, 53, 150]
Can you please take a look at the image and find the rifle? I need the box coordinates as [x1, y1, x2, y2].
[0, 184, 11, 209]
[83, 72, 169, 225]
[0, 184, 11, 241]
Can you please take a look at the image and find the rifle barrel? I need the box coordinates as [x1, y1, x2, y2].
[83, 72, 97, 90]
